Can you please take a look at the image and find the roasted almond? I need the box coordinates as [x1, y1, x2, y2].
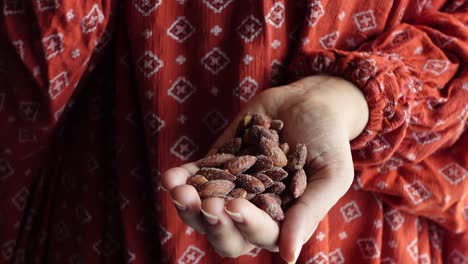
[250, 113, 271, 128]
[224, 155, 257, 175]
[290, 169, 307, 198]
[270, 119, 284, 132]
[218, 137, 243, 155]
[259, 138, 287, 167]
[286, 144, 307, 171]
[249, 155, 274, 172]
[186, 175, 209, 190]
[252, 194, 285, 221]
[196, 168, 236, 181]
[246, 193, 257, 200]
[198, 153, 235, 168]
[260, 167, 288, 181]
[236, 174, 265, 194]
[263, 193, 282, 205]
[244, 125, 279, 145]
[252, 173, 274, 188]
[266, 181, 286, 195]
[279, 142, 289, 155]
[199, 180, 235, 199]
[228, 188, 248, 199]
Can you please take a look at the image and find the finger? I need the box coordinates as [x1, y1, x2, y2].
[225, 198, 280, 251]
[169, 184, 206, 234]
[160, 162, 199, 191]
[279, 149, 354, 263]
[201, 197, 255, 257]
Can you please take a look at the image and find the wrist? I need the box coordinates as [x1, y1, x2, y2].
[289, 75, 369, 140]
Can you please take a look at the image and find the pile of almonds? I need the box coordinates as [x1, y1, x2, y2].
[187, 113, 308, 221]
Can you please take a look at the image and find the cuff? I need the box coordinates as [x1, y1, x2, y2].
[289, 50, 415, 164]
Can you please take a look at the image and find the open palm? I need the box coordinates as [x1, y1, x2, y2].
[160, 75, 368, 262]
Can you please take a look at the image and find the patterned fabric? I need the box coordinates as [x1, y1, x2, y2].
[0, 0, 466, 263]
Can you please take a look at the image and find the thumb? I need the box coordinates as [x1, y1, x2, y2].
[279, 145, 354, 263]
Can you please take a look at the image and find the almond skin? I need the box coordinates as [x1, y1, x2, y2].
[224, 155, 257, 175]
[266, 181, 286, 195]
[250, 113, 271, 128]
[290, 169, 307, 198]
[259, 138, 287, 167]
[263, 193, 282, 206]
[260, 167, 288, 181]
[199, 180, 236, 199]
[270, 119, 284, 132]
[218, 137, 243, 155]
[252, 194, 285, 221]
[228, 188, 248, 199]
[252, 173, 274, 188]
[286, 144, 307, 171]
[196, 168, 236, 181]
[279, 142, 289, 155]
[198, 153, 235, 168]
[186, 175, 209, 190]
[249, 155, 274, 172]
[244, 125, 279, 145]
[236, 174, 265, 194]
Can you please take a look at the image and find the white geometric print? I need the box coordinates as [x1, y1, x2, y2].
[406, 239, 418, 261]
[81, 4, 104, 34]
[448, 249, 466, 264]
[171, 136, 198, 161]
[133, 0, 162, 16]
[49, 71, 69, 99]
[137, 51, 164, 78]
[384, 209, 405, 230]
[144, 112, 165, 135]
[340, 201, 362, 222]
[403, 180, 431, 204]
[320, 31, 340, 49]
[168, 77, 197, 103]
[167, 17, 195, 43]
[265, 2, 285, 29]
[412, 131, 441, 145]
[237, 15, 263, 43]
[439, 163, 467, 184]
[4, 0, 24, 15]
[357, 238, 380, 259]
[308, 0, 325, 27]
[201, 47, 230, 74]
[234, 77, 258, 102]
[328, 249, 345, 264]
[42, 33, 64, 60]
[178, 245, 205, 264]
[203, 0, 233, 13]
[306, 252, 328, 264]
[353, 10, 377, 32]
[37, 0, 59, 11]
[423, 59, 449, 76]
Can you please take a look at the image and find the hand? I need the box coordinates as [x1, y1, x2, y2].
[160, 75, 369, 262]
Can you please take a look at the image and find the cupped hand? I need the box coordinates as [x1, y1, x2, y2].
[160, 75, 369, 262]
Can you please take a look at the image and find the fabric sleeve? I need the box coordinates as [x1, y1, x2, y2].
[289, 2, 468, 168]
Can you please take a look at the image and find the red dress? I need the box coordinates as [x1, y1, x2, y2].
[0, 0, 466, 263]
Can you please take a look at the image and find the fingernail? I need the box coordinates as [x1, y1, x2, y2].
[224, 207, 243, 223]
[160, 184, 169, 192]
[170, 197, 186, 211]
[200, 208, 219, 225]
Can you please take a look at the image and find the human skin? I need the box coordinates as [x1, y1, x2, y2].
[160, 75, 369, 263]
